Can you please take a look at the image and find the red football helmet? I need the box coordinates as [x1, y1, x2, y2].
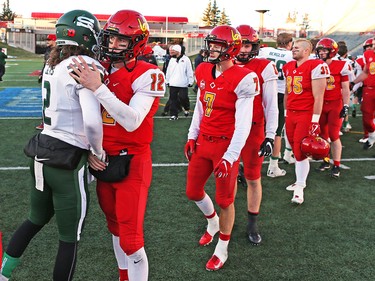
[363, 38, 374, 51]
[315, 38, 338, 61]
[301, 136, 330, 160]
[99, 10, 149, 62]
[204, 25, 242, 64]
[236, 25, 260, 61]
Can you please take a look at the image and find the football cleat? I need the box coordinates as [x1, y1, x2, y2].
[267, 166, 286, 178]
[316, 160, 330, 171]
[331, 165, 340, 178]
[358, 137, 368, 143]
[184, 111, 190, 117]
[286, 183, 305, 191]
[35, 122, 44, 130]
[291, 187, 304, 204]
[283, 150, 296, 164]
[363, 132, 375, 150]
[199, 231, 215, 246]
[206, 255, 226, 271]
[169, 116, 178, 121]
[248, 232, 262, 245]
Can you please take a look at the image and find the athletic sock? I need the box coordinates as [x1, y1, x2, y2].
[6, 219, 43, 258]
[127, 247, 148, 281]
[213, 233, 230, 262]
[247, 212, 259, 234]
[1, 253, 20, 278]
[333, 160, 340, 167]
[53, 240, 77, 281]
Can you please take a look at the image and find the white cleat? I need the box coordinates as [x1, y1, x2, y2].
[286, 183, 305, 192]
[291, 187, 305, 204]
[358, 137, 368, 143]
[267, 166, 286, 178]
[283, 151, 296, 164]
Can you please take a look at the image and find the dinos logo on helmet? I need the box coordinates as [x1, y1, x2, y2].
[138, 18, 148, 35]
[231, 30, 241, 44]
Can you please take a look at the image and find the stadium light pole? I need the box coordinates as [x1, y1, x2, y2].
[255, 9, 269, 38]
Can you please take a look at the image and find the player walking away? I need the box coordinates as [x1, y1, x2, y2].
[283, 39, 330, 204]
[315, 38, 352, 178]
[69, 10, 165, 281]
[353, 38, 375, 143]
[0, 10, 104, 281]
[184, 25, 259, 271]
[235, 25, 278, 245]
[259, 32, 296, 169]
[351, 38, 375, 149]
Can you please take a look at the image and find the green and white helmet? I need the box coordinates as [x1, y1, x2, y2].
[55, 9, 100, 52]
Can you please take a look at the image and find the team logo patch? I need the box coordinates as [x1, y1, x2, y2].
[200, 80, 206, 90]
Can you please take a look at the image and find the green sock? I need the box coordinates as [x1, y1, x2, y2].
[1, 253, 20, 278]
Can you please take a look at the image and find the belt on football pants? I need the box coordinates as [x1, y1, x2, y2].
[202, 134, 229, 142]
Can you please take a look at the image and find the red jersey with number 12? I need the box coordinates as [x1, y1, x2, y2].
[283, 59, 329, 111]
[101, 60, 165, 155]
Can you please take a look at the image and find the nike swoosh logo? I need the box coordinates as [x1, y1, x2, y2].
[35, 156, 49, 161]
[134, 258, 143, 264]
[113, 83, 120, 86]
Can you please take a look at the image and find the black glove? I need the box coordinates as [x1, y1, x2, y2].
[340, 104, 349, 118]
[258, 138, 274, 157]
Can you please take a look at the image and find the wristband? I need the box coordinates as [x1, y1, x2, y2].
[311, 114, 320, 123]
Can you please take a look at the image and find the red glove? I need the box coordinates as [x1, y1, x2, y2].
[184, 139, 196, 161]
[213, 158, 232, 178]
[308, 122, 320, 136]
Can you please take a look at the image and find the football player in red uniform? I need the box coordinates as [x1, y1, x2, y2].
[283, 39, 330, 204]
[353, 38, 375, 143]
[184, 25, 259, 271]
[235, 25, 278, 245]
[69, 10, 165, 281]
[315, 38, 352, 178]
[352, 38, 375, 149]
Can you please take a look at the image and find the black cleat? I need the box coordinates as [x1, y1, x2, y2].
[363, 140, 374, 150]
[248, 232, 262, 245]
[331, 165, 340, 178]
[316, 160, 330, 171]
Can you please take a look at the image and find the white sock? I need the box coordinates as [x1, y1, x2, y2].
[295, 159, 309, 187]
[128, 247, 148, 281]
[112, 235, 128, 270]
[269, 158, 278, 167]
[195, 194, 219, 235]
[195, 193, 215, 216]
[213, 237, 229, 262]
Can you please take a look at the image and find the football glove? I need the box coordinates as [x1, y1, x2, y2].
[339, 105, 349, 118]
[258, 138, 274, 157]
[213, 158, 232, 178]
[184, 139, 196, 161]
[308, 122, 321, 137]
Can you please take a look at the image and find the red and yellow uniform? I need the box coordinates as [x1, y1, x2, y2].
[95, 60, 164, 255]
[319, 60, 351, 141]
[283, 59, 330, 160]
[239, 58, 278, 180]
[361, 50, 375, 133]
[186, 62, 259, 208]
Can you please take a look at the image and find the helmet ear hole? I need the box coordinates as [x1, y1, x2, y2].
[301, 136, 330, 160]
